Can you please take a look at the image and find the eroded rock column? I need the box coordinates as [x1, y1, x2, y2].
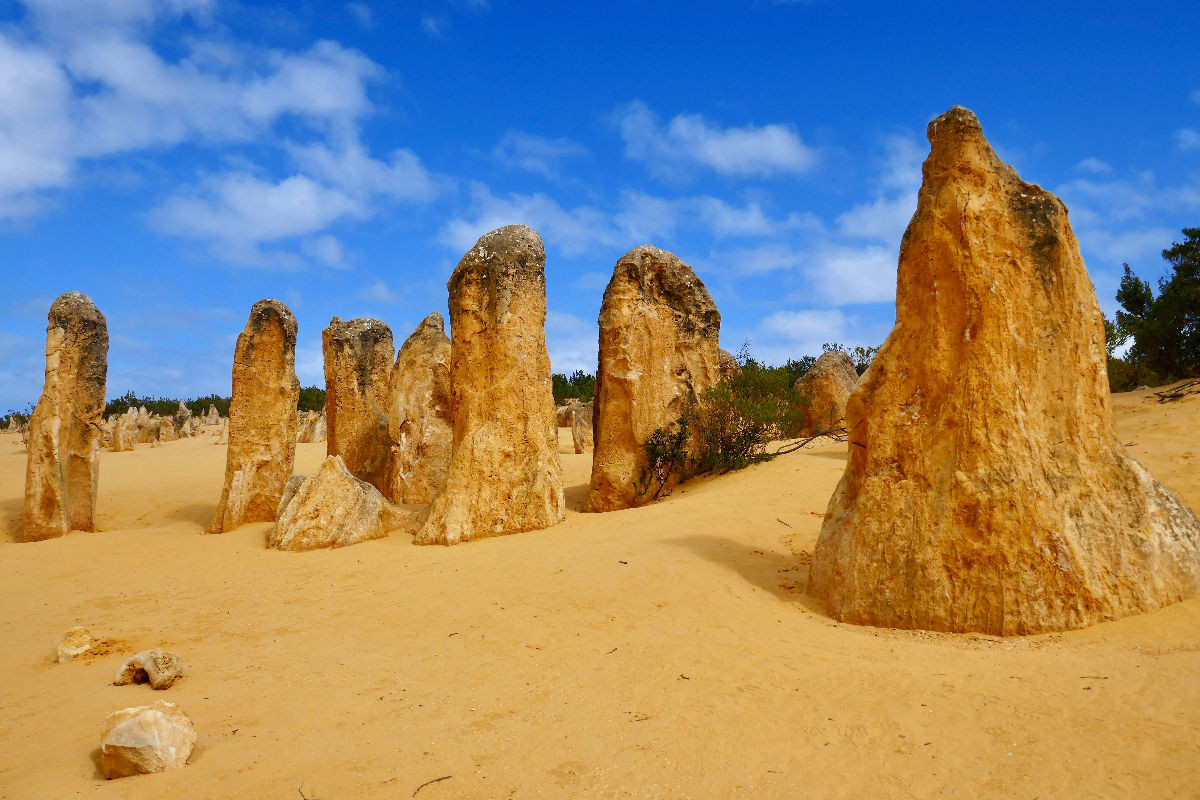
[793, 350, 858, 436]
[585, 246, 721, 512]
[808, 106, 1200, 635]
[21, 292, 108, 542]
[384, 312, 452, 505]
[416, 225, 564, 544]
[323, 316, 393, 492]
[207, 299, 300, 533]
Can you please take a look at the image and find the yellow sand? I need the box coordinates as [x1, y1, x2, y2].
[1, 386, 1198, 798]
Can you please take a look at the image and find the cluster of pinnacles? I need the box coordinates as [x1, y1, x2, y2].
[15, 105, 1200, 638]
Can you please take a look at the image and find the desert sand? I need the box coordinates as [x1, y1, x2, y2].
[1, 386, 1198, 798]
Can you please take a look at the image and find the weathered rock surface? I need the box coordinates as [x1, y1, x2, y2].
[718, 348, 740, 380]
[384, 312, 453, 505]
[114, 649, 183, 690]
[793, 350, 858, 436]
[417, 225, 565, 544]
[585, 246, 721, 512]
[269, 456, 400, 551]
[808, 106, 1200, 635]
[323, 316, 393, 492]
[296, 410, 327, 443]
[208, 300, 301, 534]
[21, 292, 108, 542]
[57, 626, 94, 662]
[99, 701, 196, 779]
[572, 407, 593, 454]
[205, 405, 219, 425]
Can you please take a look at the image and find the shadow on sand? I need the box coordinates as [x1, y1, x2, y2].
[168, 503, 216, 529]
[564, 482, 590, 512]
[667, 533, 824, 614]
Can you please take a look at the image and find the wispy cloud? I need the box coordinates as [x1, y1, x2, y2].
[1176, 128, 1200, 151]
[615, 100, 818, 179]
[0, 0, 435, 268]
[1075, 157, 1112, 174]
[491, 131, 589, 178]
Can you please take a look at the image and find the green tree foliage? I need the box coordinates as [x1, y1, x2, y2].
[1, 402, 35, 428]
[1113, 227, 1200, 388]
[552, 369, 596, 404]
[298, 385, 326, 412]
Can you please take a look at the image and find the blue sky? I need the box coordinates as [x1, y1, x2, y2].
[1, 0, 1197, 411]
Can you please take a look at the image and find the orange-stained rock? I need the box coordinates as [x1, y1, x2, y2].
[323, 316, 393, 492]
[416, 225, 564, 544]
[21, 292, 108, 542]
[99, 701, 195, 779]
[208, 300, 300, 533]
[793, 350, 858, 436]
[808, 106, 1200, 635]
[384, 312, 452, 505]
[585, 246, 721, 512]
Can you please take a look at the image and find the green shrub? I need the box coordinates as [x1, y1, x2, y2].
[552, 370, 596, 404]
[633, 355, 811, 500]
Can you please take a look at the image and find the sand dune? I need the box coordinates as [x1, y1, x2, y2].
[0, 386, 1197, 798]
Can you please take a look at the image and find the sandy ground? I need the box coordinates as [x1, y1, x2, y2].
[1, 386, 1198, 799]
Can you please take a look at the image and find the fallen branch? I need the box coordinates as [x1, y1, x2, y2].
[772, 426, 848, 456]
[1154, 379, 1200, 403]
[412, 775, 453, 797]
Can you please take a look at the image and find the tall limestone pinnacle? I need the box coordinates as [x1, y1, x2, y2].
[417, 225, 565, 545]
[208, 299, 301, 533]
[585, 245, 721, 512]
[21, 292, 109, 542]
[808, 106, 1200, 635]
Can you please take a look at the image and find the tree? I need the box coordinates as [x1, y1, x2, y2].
[1116, 227, 1200, 382]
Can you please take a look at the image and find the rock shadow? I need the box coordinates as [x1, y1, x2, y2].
[169, 503, 216, 528]
[1, 496, 22, 541]
[564, 482, 590, 512]
[667, 534, 824, 614]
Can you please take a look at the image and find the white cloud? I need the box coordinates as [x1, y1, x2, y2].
[347, 2, 373, 26]
[305, 234, 349, 268]
[1176, 128, 1200, 151]
[0, 0, 423, 248]
[492, 131, 588, 178]
[546, 310, 596, 374]
[421, 15, 446, 36]
[695, 197, 777, 237]
[612, 191, 680, 243]
[1076, 157, 1112, 174]
[360, 280, 402, 304]
[805, 244, 896, 305]
[288, 140, 437, 201]
[440, 182, 615, 257]
[837, 135, 921, 244]
[0, 35, 74, 208]
[1057, 171, 1200, 271]
[1076, 226, 1176, 264]
[760, 309, 847, 344]
[616, 100, 817, 179]
[836, 195, 915, 243]
[148, 172, 362, 264]
[713, 243, 802, 275]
